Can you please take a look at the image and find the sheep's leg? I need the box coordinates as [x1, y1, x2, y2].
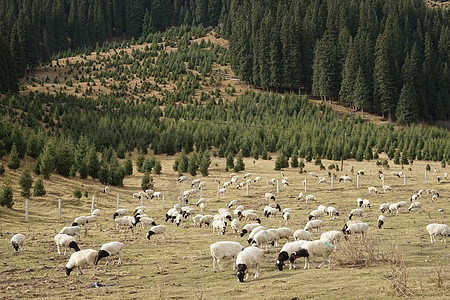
[162, 233, 165, 239]
[77, 266, 83, 275]
[233, 257, 237, 270]
[255, 263, 260, 278]
[92, 264, 96, 276]
[303, 258, 308, 269]
[63, 245, 67, 255]
[213, 257, 217, 272]
[57, 244, 61, 255]
[217, 258, 224, 272]
[118, 253, 122, 265]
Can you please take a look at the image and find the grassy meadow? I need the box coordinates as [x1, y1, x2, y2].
[0, 154, 448, 299]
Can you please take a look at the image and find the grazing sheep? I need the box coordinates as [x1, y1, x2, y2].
[218, 208, 232, 221]
[265, 193, 276, 201]
[378, 215, 385, 229]
[383, 185, 392, 193]
[304, 220, 323, 233]
[308, 209, 325, 220]
[266, 178, 276, 186]
[293, 229, 313, 241]
[408, 202, 423, 212]
[247, 226, 266, 244]
[432, 195, 438, 203]
[115, 217, 134, 232]
[72, 216, 88, 226]
[426, 223, 450, 243]
[276, 227, 293, 243]
[317, 177, 326, 184]
[218, 188, 227, 196]
[391, 171, 402, 177]
[231, 175, 239, 184]
[59, 226, 81, 241]
[244, 173, 252, 179]
[178, 175, 189, 183]
[276, 240, 309, 271]
[297, 192, 304, 201]
[379, 173, 384, 179]
[309, 172, 318, 178]
[147, 225, 166, 240]
[361, 199, 371, 209]
[199, 202, 206, 211]
[96, 242, 124, 265]
[264, 206, 279, 218]
[245, 212, 261, 224]
[282, 178, 289, 186]
[317, 205, 327, 213]
[380, 203, 391, 214]
[199, 215, 214, 227]
[397, 201, 407, 210]
[54, 233, 80, 255]
[86, 215, 98, 227]
[198, 182, 206, 189]
[283, 212, 290, 225]
[349, 208, 364, 219]
[210, 241, 244, 272]
[339, 176, 352, 183]
[290, 240, 335, 269]
[410, 194, 419, 202]
[231, 218, 240, 234]
[11, 234, 26, 252]
[151, 192, 162, 201]
[240, 223, 262, 237]
[268, 202, 281, 211]
[343, 222, 369, 237]
[228, 200, 238, 208]
[193, 214, 203, 228]
[389, 203, 400, 214]
[196, 198, 206, 207]
[113, 208, 127, 219]
[305, 195, 317, 203]
[254, 176, 262, 183]
[236, 246, 264, 282]
[65, 249, 98, 276]
[368, 186, 378, 194]
[326, 206, 340, 220]
[320, 231, 344, 244]
[140, 217, 157, 229]
[92, 209, 101, 216]
[212, 220, 227, 235]
[191, 179, 201, 187]
[103, 186, 109, 194]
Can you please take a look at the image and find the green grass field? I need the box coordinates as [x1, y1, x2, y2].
[0, 154, 448, 299]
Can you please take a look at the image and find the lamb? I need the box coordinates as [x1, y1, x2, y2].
[305, 195, 317, 203]
[349, 208, 364, 219]
[147, 225, 166, 240]
[103, 186, 109, 194]
[339, 176, 352, 183]
[236, 246, 264, 282]
[244, 173, 252, 179]
[389, 202, 400, 214]
[72, 216, 88, 226]
[264, 206, 279, 218]
[282, 208, 292, 216]
[320, 231, 344, 244]
[290, 240, 335, 269]
[193, 214, 203, 228]
[304, 220, 323, 233]
[408, 202, 422, 212]
[282, 178, 289, 186]
[54, 233, 80, 255]
[65, 249, 98, 276]
[308, 209, 325, 220]
[276, 240, 308, 271]
[96, 242, 124, 265]
[293, 229, 312, 241]
[59, 226, 81, 241]
[378, 215, 385, 229]
[199, 215, 214, 227]
[361, 199, 371, 209]
[240, 223, 262, 237]
[309, 172, 318, 178]
[228, 200, 238, 208]
[426, 223, 450, 243]
[11, 234, 26, 252]
[253, 176, 262, 183]
[231, 218, 240, 234]
[326, 206, 340, 219]
[383, 185, 392, 193]
[266, 178, 276, 186]
[380, 203, 391, 213]
[212, 220, 227, 235]
[178, 175, 189, 183]
[317, 177, 326, 184]
[210, 241, 244, 272]
[283, 212, 290, 225]
[245, 212, 261, 223]
[368, 186, 378, 194]
[113, 208, 127, 219]
[343, 222, 369, 237]
[92, 209, 101, 216]
[265, 192, 276, 201]
[191, 179, 201, 187]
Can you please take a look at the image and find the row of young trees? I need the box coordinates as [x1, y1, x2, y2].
[227, 0, 449, 123]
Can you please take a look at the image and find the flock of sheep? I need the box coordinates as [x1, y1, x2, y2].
[8, 168, 448, 283]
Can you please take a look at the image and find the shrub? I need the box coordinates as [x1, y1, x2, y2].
[33, 176, 46, 196]
[73, 188, 82, 199]
[0, 176, 14, 208]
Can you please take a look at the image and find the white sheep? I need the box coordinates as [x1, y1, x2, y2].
[317, 177, 326, 184]
[309, 172, 318, 178]
[339, 176, 352, 183]
[266, 178, 276, 186]
[276, 240, 308, 271]
[244, 212, 261, 223]
[59, 226, 81, 241]
[305, 195, 317, 203]
[72, 216, 88, 226]
[265, 192, 276, 201]
[244, 173, 252, 179]
[397, 201, 407, 210]
[54, 233, 80, 255]
[361, 199, 371, 209]
[426, 223, 450, 243]
[282, 178, 289, 186]
[231, 218, 240, 234]
[293, 229, 312, 241]
[218, 188, 227, 197]
[103, 186, 109, 194]
[269, 202, 281, 211]
[326, 206, 340, 219]
[320, 231, 344, 244]
[212, 220, 227, 235]
[247, 226, 266, 244]
[228, 200, 238, 208]
[198, 181, 206, 189]
[410, 194, 419, 202]
[389, 203, 400, 214]
[86, 215, 98, 227]
[378, 215, 385, 229]
[368, 186, 377, 194]
[408, 202, 422, 212]
[151, 191, 162, 200]
[380, 203, 391, 214]
[276, 227, 293, 243]
[432, 195, 438, 203]
[240, 223, 262, 237]
[349, 208, 364, 219]
[254, 176, 262, 183]
[191, 179, 200, 187]
[10, 234, 26, 252]
[65, 249, 98, 276]
[291, 240, 335, 269]
[140, 217, 157, 229]
[115, 217, 134, 232]
[113, 208, 127, 219]
[391, 171, 402, 177]
[231, 175, 239, 184]
[193, 214, 203, 228]
[196, 198, 206, 207]
[264, 206, 279, 218]
[304, 220, 323, 233]
[199, 215, 214, 227]
[178, 175, 189, 183]
[147, 225, 166, 240]
[236, 246, 264, 282]
[383, 185, 392, 193]
[199, 202, 206, 212]
[210, 241, 244, 272]
[308, 209, 324, 220]
[343, 222, 369, 237]
[96, 241, 124, 265]
[236, 182, 247, 189]
[283, 212, 290, 225]
[297, 192, 304, 201]
[92, 209, 101, 216]
[218, 208, 232, 222]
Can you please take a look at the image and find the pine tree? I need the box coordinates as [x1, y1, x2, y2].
[234, 153, 245, 172]
[353, 67, 370, 117]
[55, 139, 75, 177]
[154, 160, 162, 175]
[225, 153, 234, 171]
[178, 150, 189, 173]
[188, 153, 198, 176]
[0, 176, 13, 208]
[396, 82, 418, 125]
[39, 139, 56, 179]
[33, 176, 46, 196]
[141, 172, 153, 190]
[199, 151, 211, 176]
[19, 166, 33, 197]
[7, 144, 20, 170]
[291, 153, 299, 168]
[123, 156, 133, 175]
[136, 152, 145, 172]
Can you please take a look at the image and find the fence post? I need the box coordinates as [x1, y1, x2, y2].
[276, 180, 279, 193]
[25, 198, 28, 221]
[403, 173, 406, 185]
[58, 198, 61, 219]
[304, 178, 307, 192]
[382, 176, 385, 187]
[91, 195, 95, 214]
[200, 186, 203, 199]
[425, 172, 427, 184]
[331, 176, 334, 190]
[116, 193, 119, 210]
[357, 174, 360, 189]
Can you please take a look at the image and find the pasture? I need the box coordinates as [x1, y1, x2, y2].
[0, 154, 448, 299]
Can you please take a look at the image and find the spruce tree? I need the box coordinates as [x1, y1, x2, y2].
[124, 156, 133, 176]
[396, 82, 417, 125]
[141, 172, 153, 190]
[188, 153, 198, 176]
[225, 153, 234, 171]
[234, 153, 245, 172]
[7, 144, 20, 170]
[199, 151, 211, 176]
[136, 152, 145, 172]
[19, 166, 33, 198]
[154, 160, 162, 175]
[33, 176, 46, 196]
[178, 150, 189, 173]
[291, 153, 299, 168]
[0, 176, 13, 208]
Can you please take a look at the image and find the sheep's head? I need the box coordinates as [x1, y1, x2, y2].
[247, 238, 253, 244]
[96, 250, 110, 265]
[72, 222, 79, 226]
[341, 224, 348, 233]
[65, 267, 73, 276]
[11, 241, 19, 251]
[236, 264, 247, 282]
[113, 212, 119, 219]
[240, 229, 247, 237]
[256, 218, 261, 224]
[308, 215, 314, 221]
[147, 231, 155, 240]
[69, 241, 80, 252]
[276, 251, 289, 271]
